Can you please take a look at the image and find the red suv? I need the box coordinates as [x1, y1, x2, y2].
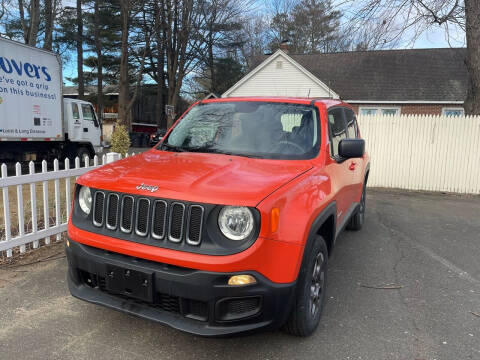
[66, 97, 370, 337]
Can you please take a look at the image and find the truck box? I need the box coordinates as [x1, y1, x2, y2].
[0, 37, 63, 141]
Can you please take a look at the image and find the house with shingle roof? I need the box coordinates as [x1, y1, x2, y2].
[222, 48, 468, 116]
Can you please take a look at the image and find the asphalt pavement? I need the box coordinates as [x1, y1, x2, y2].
[0, 189, 479, 360]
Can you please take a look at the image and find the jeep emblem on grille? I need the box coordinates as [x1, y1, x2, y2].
[136, 183, 159, 193]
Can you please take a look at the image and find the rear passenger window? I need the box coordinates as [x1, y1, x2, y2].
[345, 109, 358, 138]
[328, 108, 347, 157]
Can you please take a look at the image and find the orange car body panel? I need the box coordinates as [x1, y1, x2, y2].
[68, 97, 369, 284]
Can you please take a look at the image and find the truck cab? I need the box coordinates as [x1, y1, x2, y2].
[63, 98, 103, 159]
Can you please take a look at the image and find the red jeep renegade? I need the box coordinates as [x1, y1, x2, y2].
[66, 97, 370, 337]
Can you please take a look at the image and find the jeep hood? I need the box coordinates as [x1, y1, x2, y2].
[78, 150, 312, 206]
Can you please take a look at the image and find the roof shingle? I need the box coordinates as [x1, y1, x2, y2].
[251, 48, 468, 102]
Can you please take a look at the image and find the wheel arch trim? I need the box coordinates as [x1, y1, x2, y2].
[295, 201, 337, 280]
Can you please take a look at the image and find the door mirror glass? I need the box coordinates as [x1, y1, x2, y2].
[338, 139, 365, 159]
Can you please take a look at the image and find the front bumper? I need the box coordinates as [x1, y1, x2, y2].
[66, 239, 296, 336]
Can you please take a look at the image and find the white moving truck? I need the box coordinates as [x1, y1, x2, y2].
[0, 37, 102, 162]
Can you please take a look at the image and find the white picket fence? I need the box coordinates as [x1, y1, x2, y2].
[2, 114, 480, 258]
[0, 152, 136, 258]
[358, 114, 480, 194]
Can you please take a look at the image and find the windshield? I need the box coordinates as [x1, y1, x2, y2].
[159, 101, 319, 160]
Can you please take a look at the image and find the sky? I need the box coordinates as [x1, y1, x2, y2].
[412, 26, 465, 48]
[61, 0, 466, 86]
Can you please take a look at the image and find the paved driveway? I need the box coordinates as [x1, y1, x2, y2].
[1, 190, 479, 360]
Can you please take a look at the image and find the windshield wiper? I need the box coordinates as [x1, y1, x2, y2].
[186, 146, 261, 158]
[162, 143, 261, 158]
[161, 143, 187, 152]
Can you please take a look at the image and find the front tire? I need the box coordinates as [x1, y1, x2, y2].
[283, 235, 328, 337]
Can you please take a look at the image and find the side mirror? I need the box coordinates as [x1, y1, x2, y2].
[338, 139, 365, 159]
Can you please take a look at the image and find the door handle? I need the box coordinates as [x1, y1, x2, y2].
[349, 162, 356, 171]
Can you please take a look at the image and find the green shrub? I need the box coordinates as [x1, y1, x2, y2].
[111, 123, 131, 155]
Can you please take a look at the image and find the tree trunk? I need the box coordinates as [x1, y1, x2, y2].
[118, 0, 131, 130]
[208, 30, 215, 94]
[18, 0, 28, 43]
[164, 0, 193, 129]
[43, 0, 54, 50]
[155, 1, 166, 129]
[27, 0, 40, 45]
[94, 0, 103, 121]
[76, 0, 84, 99]
[464, 0, 480, 115]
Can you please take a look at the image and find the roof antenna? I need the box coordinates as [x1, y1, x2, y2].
[307, 88, 311, 98]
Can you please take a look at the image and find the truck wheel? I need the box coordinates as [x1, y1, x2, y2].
[283, 235, 328, 337]
[347, 184, 366, 231]
[76, 147, 90, 164]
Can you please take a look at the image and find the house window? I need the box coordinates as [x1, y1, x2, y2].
[442, 108, 464, 117]
[359, 107, 401, 116]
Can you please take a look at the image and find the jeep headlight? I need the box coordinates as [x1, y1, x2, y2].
[78, 186, 92, 215]
[218, 206, 254, 241]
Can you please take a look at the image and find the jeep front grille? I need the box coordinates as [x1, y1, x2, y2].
[106, 193, 119, 230]
[93, 191, 204, 246]
[169, 202, 185, 242]
[93, 192, 105, 226]
[187, 205, 204, 245]
[120, 196, 134, 233]
[135, 198, 150, 236]
[152, 200, 167, 239]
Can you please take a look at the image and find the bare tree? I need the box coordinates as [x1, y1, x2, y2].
[0, 0, 7, 24]
[43, 0, 55, 50]
[93, 0, 103, 117]
[76, 0, 84, 99]
[163, 0, 199, 128]
[117, 0, 133, 129]
[237, 14, 269, 67]
[117, 0, 150, 130]
[345, 0, 480, 115]
[17, 0, 41, 45]
[196, 0, 253, 94]
[464, 0, 480, 115]
[29, 0, 40, 45]
[153, 0, 166, 128]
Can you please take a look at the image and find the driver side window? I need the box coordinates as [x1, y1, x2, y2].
[81, 104, 99, 127]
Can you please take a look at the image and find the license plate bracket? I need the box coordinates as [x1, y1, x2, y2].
[105, 265, 154, 303]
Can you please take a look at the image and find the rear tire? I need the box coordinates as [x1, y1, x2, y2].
[283, 235, 328, 337]
[347, 184, 366, 231]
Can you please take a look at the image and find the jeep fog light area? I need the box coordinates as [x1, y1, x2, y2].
[66, 97, 369, 337]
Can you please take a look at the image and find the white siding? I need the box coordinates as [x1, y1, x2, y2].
[225, 53, 334, 98]
[358, 114, 480, 194]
